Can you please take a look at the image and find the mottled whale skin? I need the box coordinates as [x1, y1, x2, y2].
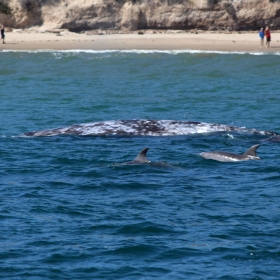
[21, 120, 278, 137]
[200, 144, 261, 162]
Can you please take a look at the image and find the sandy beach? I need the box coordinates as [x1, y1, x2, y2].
[1, 29, 280, 52]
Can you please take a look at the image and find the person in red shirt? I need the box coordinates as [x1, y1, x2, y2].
[265, 26, 271, 48]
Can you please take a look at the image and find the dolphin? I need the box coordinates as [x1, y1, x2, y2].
[111, 148, 151, 166]
[129, 147, 150, 164]
[200, 144, 261, 162]
[115, 147, 176, 168]
[263, 135, 280, 142]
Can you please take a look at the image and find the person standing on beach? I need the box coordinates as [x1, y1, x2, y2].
[265, 26, 271, 48]
[1, 25, 5, 44]
[259, 27, 264, 48]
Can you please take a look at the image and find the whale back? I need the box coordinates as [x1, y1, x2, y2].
[21, 119, 279, 137]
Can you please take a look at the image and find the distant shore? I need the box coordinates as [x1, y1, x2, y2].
[1, 29, 280, 52]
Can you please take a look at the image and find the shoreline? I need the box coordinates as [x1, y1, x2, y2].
[1, 30, 280, 52]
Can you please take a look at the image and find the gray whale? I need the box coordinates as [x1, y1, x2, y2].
[21, 120, 278, 137]
[200, 144, 261, 162]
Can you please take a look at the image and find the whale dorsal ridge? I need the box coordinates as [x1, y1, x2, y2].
[243, 144, 260, 157]
[133, 148, 150, 163]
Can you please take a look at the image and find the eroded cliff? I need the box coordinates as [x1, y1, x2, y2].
[1, 0, 280, 31]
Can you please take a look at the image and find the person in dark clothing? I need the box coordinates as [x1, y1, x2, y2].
[265, 26, 271, 48]
[1, 25, 5, 44]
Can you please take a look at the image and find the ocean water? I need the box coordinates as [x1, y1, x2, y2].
[0, 50, 280, 279]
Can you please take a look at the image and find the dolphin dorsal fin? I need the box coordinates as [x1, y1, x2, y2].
[133, 148, 150, 163]
[243, 144, 260, 157]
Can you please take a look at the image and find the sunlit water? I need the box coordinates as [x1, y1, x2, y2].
[0, 50, 280, 279]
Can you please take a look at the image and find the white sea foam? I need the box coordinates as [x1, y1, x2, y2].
[2, 49, 280, 56]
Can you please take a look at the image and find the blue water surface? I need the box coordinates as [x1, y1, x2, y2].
[0, 50, 280, 279]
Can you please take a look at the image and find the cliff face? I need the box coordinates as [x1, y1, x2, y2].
[1, 0, 280, 31]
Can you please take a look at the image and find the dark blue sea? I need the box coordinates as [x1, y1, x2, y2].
[0, 50, 280, 279]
